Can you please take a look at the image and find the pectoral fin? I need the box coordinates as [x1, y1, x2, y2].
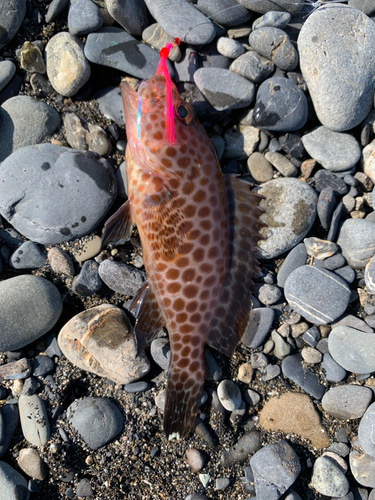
[101, 200, 133, 250]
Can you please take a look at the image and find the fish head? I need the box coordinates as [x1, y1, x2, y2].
[120, 75, 206, 179]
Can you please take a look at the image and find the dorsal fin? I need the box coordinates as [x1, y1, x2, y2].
[101, 200, 133, 249]
[130, 281, 166, 356]
[206, 175, 266, 356]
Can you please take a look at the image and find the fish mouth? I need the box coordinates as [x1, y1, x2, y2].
[120, 81, 139, 126]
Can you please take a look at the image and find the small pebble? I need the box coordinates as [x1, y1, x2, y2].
[217, 380, 242, 411]
[186, 448, 205, 473]
[17, 448, 46, 480]
[311, 455, 349, 497]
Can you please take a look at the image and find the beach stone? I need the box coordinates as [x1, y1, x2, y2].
[315, 169, 348, 195]
[217, 37, 245, 58]
[301, 346, 322, 364]
[365, 256, 375, 293]
[17, 448, 47, 480]
[67, 397, 123, 449]
[48, 247, 75, 276]
[230, 50, 274, 84]
[302, 127, 361, 172]
[0, 0, 26, 50]
[150, 338, 170, 370]
[304, 237, 337, 260]
[0, 60, 16, 92]
[332, 314, 373, 333]
[0, 461, 28, 500]
[174, 47, 198, 83]
[0, 144, 117, 244]
[239, 0, 303, 15]
[259, 393, 330, 449]
[264, 151, 298, 177]
[0, 95, 61, 163]
[238, 362, 253, 384]
[58, 304, 150, 384]
[317, 188, 336, 230]
[0, 358, 31, 380]
[253, 11, 291, 30]
[142, 24, 181, 62]
[220, 431, 262, 466]
[298, 4, 375, 131]
[0, 405, 19, 458]
[75, 236, 102, 263]
[337, 219, 375, 269]
[186, 448, 205, 473]
[253, 77, 307, 132]
[217, 380, 242, 411]
[105, 0, 149, 37]
[19, 394, 50, 446]
[257, 178, 317, 259]
[96, 86, 125, 127]
[350, 437, 375, 488]
[76, 478, 93, 497]
[9, 241, 46, 269]
[359, 403, 375, 457]
[32, 355, 54, 377]
[0, 275, 62, 351]
[311, 455, 349, 497]
[143, 0, 215, 45]
[198, 0, 252, 27]
[284, 265, 350, 325]
[250, 440, 301, 500]
[45, 0, 69, 23]
[99, 260, 145, 296]
[194, 68, 255, 112]
[247, 152, 274, 182]
[45, 32, 91, 97]
[277, 243, 307, 288]
[123, 381, 150, 393]
[223, 125, 259, 159]
[363, 140, 375, 184]
[71, 260, 102, 297]
[281, 353, 326, 399]
[321, 353, 347, 382]
[249, 27, 298, 71]
[322, 385, 372, 420]
[19, 41, 45, 74]
[328, 326, 375, 374]
[241, 307, 275, 348]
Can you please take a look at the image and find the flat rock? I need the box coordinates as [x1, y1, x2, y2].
[0, 144, 117, 244]
[365, 255, 375, 293]
[256, 178, 317, 259]
[99, 259, 145, 296]
[298, 4, 375, 131]
[217, 380, 242, 411]
[284, 265, 350, 325]
[328, 326, 375, 374]
[253, 11, 291, 30]
[358, 402, 375, 458]
[337, 219, 375, 269]
[249, 27, 298, 71]
[350, 437, 375, 488]
[0, 95, 61, 163]
[105, 0, 149, 37]
[142, 23, 181, 62]
[67, 397, 123, 449]
[58, 304, 150, 384]
[68, 0, 103, 37]
[96, 86, 125, 127]
[17, 447, 47, 480]
[0, 0, 26, 50]
[0, 275, 62, 351]
[241, 307, 275, 348]
[19, 394, 50, 446]
[277, 243, 307, 287]
[230, 49, 274, 83]
[322, 385, 373, 420]
[0, 405, 19, 458]
[259, 392, 330, 449]
[239, 0, 303, 15]
[302, 127, 361, 172]
[281, 353, 326, 399]
[0, 461, 28, 500]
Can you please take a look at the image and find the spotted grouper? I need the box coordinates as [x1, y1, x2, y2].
[101, 66, 264, 440]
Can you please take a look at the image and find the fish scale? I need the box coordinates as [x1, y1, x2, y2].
[101, 74, 265, 440]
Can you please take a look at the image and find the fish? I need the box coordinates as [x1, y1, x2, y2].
[101, 66, 265, 441]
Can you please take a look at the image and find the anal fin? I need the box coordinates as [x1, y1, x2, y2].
[129, 281, 165, 356]
[206, 175, 266, 357]
[101, 200, 133, 249]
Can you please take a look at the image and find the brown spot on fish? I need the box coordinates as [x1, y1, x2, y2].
[154, 131, 163, 140]
[177, 157, 191, 169]
[192, 248, 204, 262]
[173, 298, 185, 312]
[176, 257, 189, 268]
[166, 268, 179, 280]
[166, 147, 177, 157]
[186, 301, 198, 312]
[193, 190, 206, 203]
[183, 284, 198, 299]
[167, 282, 181, 294]
[182, 268, 196, 282]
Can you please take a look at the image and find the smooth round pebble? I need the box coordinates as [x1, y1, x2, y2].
[328, 326, 375, 374]
[230, 50, 274, 84]
[350, 437, 375, 488]
[68, 0, 103, 36]
[359, 403, 375, 457]
[32, 355, 55, 377]
[123, 381, 150, 393]
[19, 394, 50, 446]
[71, 260, 102, 297]
[9, 241, 46, 269]
[17, 448, 46, 480]
[220, 431, 262, 467]
[150, 338, 170, 371]
[322, 385, 373, 420]
[365, 256, 375, 293]
[98, 259, 145, 296]
[241, 307, 275, 348]
[0, 60, 16, 92]
[247, 152, 274, 182]
[217, 37, 245, 58]
[47, 247, 75, 276]
[264, 151, 298, 177]
[277, 243, 307, 288]
[186, 448, 205, 473]
[217, 380, 242, 411]
[321, 353, 347, 382]
[311, 455, 349, 497]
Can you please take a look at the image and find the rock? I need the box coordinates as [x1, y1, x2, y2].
[220, 431, 262, 466]
[298, 4, 375, 131]
[253, 11, 291, 30]
[217, 37, 245, 58]
[223, 126, 259, 159]
[150, 338, 170, 370]
[19, 394, 50, 446]
[46, 0, 69, 23]
[241, 307, 275, 348]
[304, 237, 337, 260]
[277, 243, 307, 287]
[0, 95, 61, 163]
[194, 68, 255, 112]
[271, 331, 291, 360]
[186, 448, 205, 473]
[322, 385, 373, 420]
[45, 32, 91, 97]
[142, 23, 181, 62]
[48, 247, 75, 276]
[67, 397, 123, 449]
[281, 353, 326, 399]
[240, 0, 303, 15]
[337, 219, 375, 269]
[230, 49, 274, 84]
[96, 86, 125, 127]
[359, 403, 375, 457]
[249, 27, 298, 71]
[0, 144, 117, 244]
[284, 265, 350, 325]
[71, 260, 102, 297]
[105, 0, 149, 37]
[17, 448, 47, 480]
[123, 381, 150, 393]
[0, 60, 16, 92]
[317, 188, 336, 230]
[10, 241, 46, 269]
[217, 380, 242, 411]
[350, 437, 375, 487]
[0, 275, 62, 351]
[64, 113, 111, 156]
[247, 152, 274, 182]
[301, 346, 322, 364]
[264, 151, 298, 177]
[321, 352, 347, 382]
[0, 0, 26, 50]
[257, 178, 317, 259]
[253, 77, 307, 132]
[0, 461, 28, 500]
[259, 393, 330, 449]
[328, 326, 375, 374]
[250, 440, 301, 499]
[315, 169, 348, 195]
[74, 236, 101, 263]
[58, 304, 150, 384]
[363, 140, 375, 184]
[19, 41, 45, 74]
[0, 405, 19, 458]
[85, 27, 173, 80]
[302, 127, 361, 172]
[238, 362, 253, 384]
[365, 255, 375, 293]
[0, 358, 31, 380]
[311, 455, 349, 497]
[76, 478, 93, 497]
[143, 0, 215, 45]
[32, 355, 55, 377]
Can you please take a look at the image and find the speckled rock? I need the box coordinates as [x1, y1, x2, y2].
[322, 385, 373, 420]
[311, 455, 349, 497]
[19, 394, 50, 446]
[58, 304, 150, 384]
[337, 219, 375, 269]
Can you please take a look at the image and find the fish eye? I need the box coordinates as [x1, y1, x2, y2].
[177, 105, 188, 119]
[175, 102, 196, 126]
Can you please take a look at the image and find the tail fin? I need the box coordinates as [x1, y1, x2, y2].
[163, 357, 205, 441]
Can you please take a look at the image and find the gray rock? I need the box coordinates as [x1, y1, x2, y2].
[249, 27, 298, 71]
[0, 96, 61, 163]
[0, 358, 31, 380]
[261, 363, 281, 381]
[322, 385, 372, 420]
[264, 151, 298, 177]
[0, 144, 117, 244]
[45, 32, 91, 97]
[240, 0, 303, 15]
[0, 60, 16, 92]
[45, 0, 69, 23]
[328, 326, 375, 374]
[257, 178, 317, 259]
[359, 402, 375, 457]
[247, 152, 274, 182]
[272, 331, 291, 360]
[253, 11, 291, 30]
[311, 455, 349, 497]
[142, 23, 181, 62]
[194, 68, 255, 112]
[298, 4, 375, 131]
[144, 0, 215, 45]
[282, 353, 326, 399]
[32, 355, 55, 377]
[284, 265, 350, 325]
[217, 37, 245, 58]
[76, 478, 93, 497]
[99, 259, 145, 296]
[19, 394, 50, 446]
[217, 380, 242, 411]
[68, 397, 123, 449]
[105, 0, 149, 37]
[315, 169, 348, 195]
[332, 314, 373, 333]
[174, 47, 199, 83]
[96, 86, 125, 127]
[317, 188, 336, 230]
[0, 0, 26, 50]
[220, 431, 262, 466]
[350, 437, 375, 488]
[302, 127, 361, 172]
[72, 260, 102, 297]
[365, 255, 375, 293]
[250, 440, 301, 500]
[9, 241, 46, 269]
[48, 247, 75, 276]
[253, 77, 307, 132]
[321, 353, 347, 382]
[0, 405, 19, 458]
[85, 27, 173, 80]
[241, 307, 274, 348]
[124, 381, 150, 393]
[0, 275, 62, 351]
[277, 243, 307, 288]
[230, 49, 274, 84]
[186, 448, 205, 473]
[337, 219, 375, 269]
[197, 0, 252, 27]
[150, 338, 170, 370]
[0, 461, 28, 500]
